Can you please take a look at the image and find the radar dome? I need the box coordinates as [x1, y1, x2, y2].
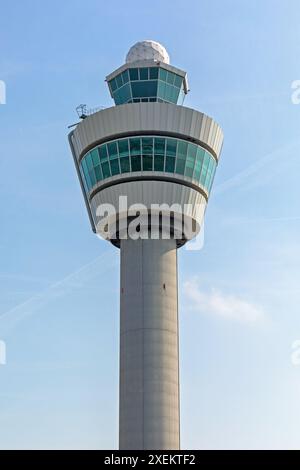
[126, 40, 170, 64]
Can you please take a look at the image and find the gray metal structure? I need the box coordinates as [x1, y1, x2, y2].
[68, 40, 223, 450]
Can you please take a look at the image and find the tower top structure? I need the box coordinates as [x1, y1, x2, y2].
[106, 40, 189, 106]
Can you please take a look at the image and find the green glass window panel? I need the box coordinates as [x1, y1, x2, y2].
[208, 163, 217, 192]
[81, 159, 91, 189]
[194, 147, 206, 182]
[166, 84, 172, 101]
[89, 168, 96, 187]
[121, 70, 129, 84]
[86, 153, 93, 170]
[129, 68, 139, 80]
[113, 83, 131, 104]
[141, 98, 148, 102]
[204, 157, 215, 190]
[130, 138, 141, 156]
[163, 83, 171, 101]
[175, 158, 186, 175]
[80, 167, 88, 192]
[171, 86, 180, 103]
[193, 159, 202, 182]
[110, 159, 120, 176]
[154, 137, 165, 155]
[157, 80, 166, 100]
[165, 155, 175, 173]
[185, 161, 195, 178]
[81, 158, 87, 174]
[199, 152, 210, 186]
[149, 67, 158, 79]
[166, 71, 175, 85]
[99, 145, 108, 161]
[168, 85, 175, 102]
[139, 67, 148, 80]
[205, 170, 212, 191]
[101, 161, 111, 179]
[110, 78, 117, 92]
[164, 84, 178, 103]
[133, 98, 140, 103]
[185, 144, 197, 177]
[131, 155, 141, 171]
[116, 74, 123, 88]
[154, 154, 164, 171]
[196, 147, 205, 163]
[177, 141, 188, 159]
[94, 165, 102, 182]
[166, 139, 177, 157]
[91, 148, 100, 166]
[174, 74, 183, 88]
[131, 80, 158, 98]
[178, 86, 185, 105]
[149, 97, 156, 102]
[120, 83, 132, 102]
[79, 165, 84, 181]
[107, 141, 118, 159]
[118, 139, 129, 157]
[158, 68, 167, 81]
[187, 143, 197, 162]
[142, 154, 153, 171]
[112, 92, 122, 105]
[142, 137, 153, 155]
[120, 156, 130, 173]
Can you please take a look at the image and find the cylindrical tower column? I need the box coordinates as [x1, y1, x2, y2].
[119, 237, 180, 450]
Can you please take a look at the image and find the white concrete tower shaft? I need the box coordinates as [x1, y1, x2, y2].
[120, 237, 179, 450]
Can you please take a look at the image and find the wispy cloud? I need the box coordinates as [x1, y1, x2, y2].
[184, 278, 265, 324]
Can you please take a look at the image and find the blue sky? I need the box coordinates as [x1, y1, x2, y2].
[1, 0, 300, 449]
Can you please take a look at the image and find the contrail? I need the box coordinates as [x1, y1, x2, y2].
[213, 138, 300, 196]
[0, 249, 117, 332]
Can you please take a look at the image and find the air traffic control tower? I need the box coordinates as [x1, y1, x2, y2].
[68, 40, 223, 450]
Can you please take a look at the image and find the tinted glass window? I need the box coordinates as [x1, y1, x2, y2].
[80, 137, 216, 194]
[131, 81, 158, 98]
[149, 67, 159, 79]
[129, 68, 139, 80]
[130, 138, 141, 156]
[99, 145, 108, 161]
[139, 68, 148, 80]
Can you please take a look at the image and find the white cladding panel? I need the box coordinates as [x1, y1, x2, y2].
[90, 179, 206, 234]
[71, 102, 223, 160]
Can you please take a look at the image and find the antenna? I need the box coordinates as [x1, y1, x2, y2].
[76, 104, 88, 120]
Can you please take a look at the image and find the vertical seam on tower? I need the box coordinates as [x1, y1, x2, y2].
[142, 185, 145, 450]
[119, 244, 121, 449]
[176, 247, 180, 450]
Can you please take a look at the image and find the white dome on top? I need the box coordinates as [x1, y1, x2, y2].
[126, 40, 170, 64]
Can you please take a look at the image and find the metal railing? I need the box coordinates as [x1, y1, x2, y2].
[76, 104, 106, 120]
